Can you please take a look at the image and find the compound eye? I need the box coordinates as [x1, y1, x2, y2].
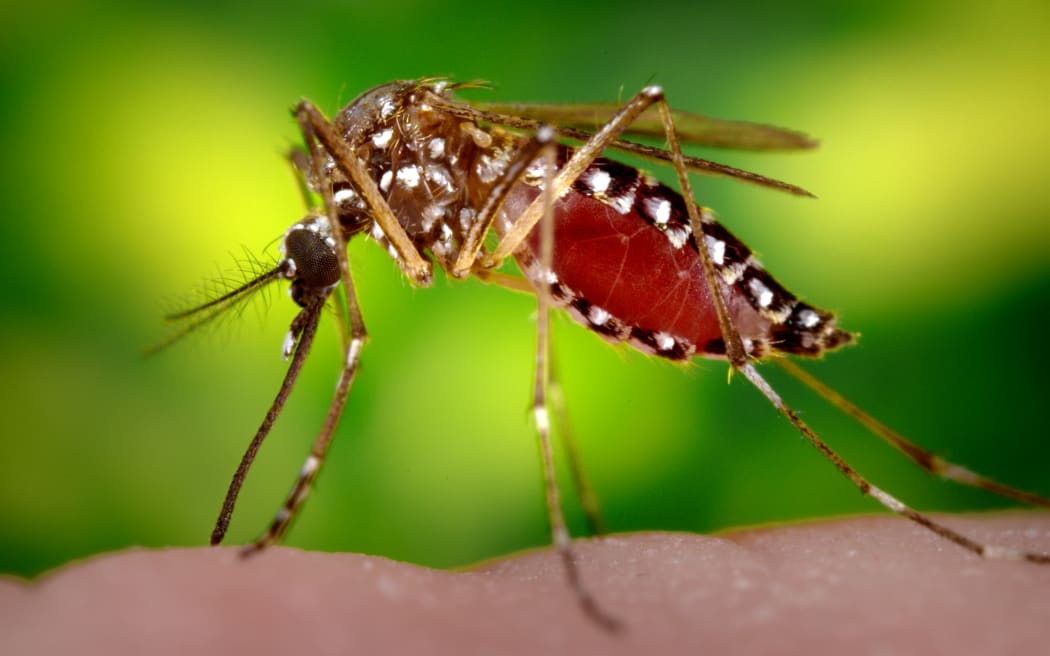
[283, 228, 340, 289]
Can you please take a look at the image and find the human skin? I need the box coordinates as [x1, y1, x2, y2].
[1, 514, 1047, 656]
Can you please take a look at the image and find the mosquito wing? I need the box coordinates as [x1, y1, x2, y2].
[441, 97, 817, 197]
[473, 101, 818, 151]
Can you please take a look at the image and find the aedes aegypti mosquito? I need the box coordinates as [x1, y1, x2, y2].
[156, 78, 1050, 630]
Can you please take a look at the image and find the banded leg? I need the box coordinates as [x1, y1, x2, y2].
[466, 87, 712, 627]
[211, 292, 327, 545]
[777, 359, 1050, 509]
[472, 268, 536, 294]
[439, 117, 612, 538]
[457, 86, 737, 545]
[530, 139, 620, 630]
[450, 129, 552, 278]
[641, 87, 1050, 565]
[549, 339, 607, 536]
[240, 106, 373, 553]
[294, 100, 368, 343]
[243, 332, 365, 553]
[286, 146, 314, 210]
[471, 267, 608, 535]
[741, 363, 1049, 564]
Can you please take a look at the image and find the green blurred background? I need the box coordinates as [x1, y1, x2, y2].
[2, 1, 1047, 579]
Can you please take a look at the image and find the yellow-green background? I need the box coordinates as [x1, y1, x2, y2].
[2, 1, 1047, 578]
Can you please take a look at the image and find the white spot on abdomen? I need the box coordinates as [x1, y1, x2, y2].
[587, 305, 611, 326]
[584, 169, 611, 194]
[665, 226, 689, 249]
[797, 308, 820, 328]
[705, 235, 725, 265]
[654, 332, 676, 351]
[610, 191, 635, 214]
[644, 197, 672, 225]
[749, 277, 774, 308]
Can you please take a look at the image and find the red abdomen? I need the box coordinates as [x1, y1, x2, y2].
[501, 158, 852, 361]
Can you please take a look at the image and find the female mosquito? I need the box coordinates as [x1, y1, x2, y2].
[159, 78, 1050, 630]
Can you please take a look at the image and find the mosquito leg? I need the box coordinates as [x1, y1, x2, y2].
[294, 102, 367, 348]
[239, 108, 372, 553]
[471, 268, 536, 295]
[776, 359, 1050, 508]
[740, 362, 1050, 564]
[211, 294, 325, 545]
[642, 91, 1050, 563]
[482, 86, 669, 268]
[469, 267, 609, 535]
[286, 146, 314, 209]
[243, 229, 367, 554]
[530, 138, 620, 630]
[295, 99, 433, 287]
[449, 129, 550, 277]
[549, 347, 608, 536]
[243, 296, 366, 554]
[647, 91, 749, 368]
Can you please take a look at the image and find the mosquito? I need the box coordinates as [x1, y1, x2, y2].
[157, 78, 1050, 630]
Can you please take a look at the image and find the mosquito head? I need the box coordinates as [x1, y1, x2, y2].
[280, 216, 340, 307]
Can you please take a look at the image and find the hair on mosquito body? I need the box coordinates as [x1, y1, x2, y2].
[156, 77, 1050, 632]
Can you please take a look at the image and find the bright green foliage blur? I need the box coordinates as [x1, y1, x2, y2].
[1, 2, 1048, 578]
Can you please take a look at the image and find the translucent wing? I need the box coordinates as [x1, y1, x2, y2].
[473, 101, 818, 151]
[431, 94, 818, 197]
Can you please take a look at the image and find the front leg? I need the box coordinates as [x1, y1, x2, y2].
[294, 99, 433, 287]
[450, 126, 555, 278]
[481, 86, 667, 268]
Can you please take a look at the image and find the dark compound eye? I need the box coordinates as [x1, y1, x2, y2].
[284, 227, 340, 290]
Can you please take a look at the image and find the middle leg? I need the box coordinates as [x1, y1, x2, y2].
[530, 137, 620, 630]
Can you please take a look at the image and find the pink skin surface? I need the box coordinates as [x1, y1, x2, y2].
[2, 514, 1048, 656]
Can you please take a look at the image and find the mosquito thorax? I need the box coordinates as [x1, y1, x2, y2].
[321, 79, 497, 272]
[334, 80, 420, 147]
[280, 216, 340, 307]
